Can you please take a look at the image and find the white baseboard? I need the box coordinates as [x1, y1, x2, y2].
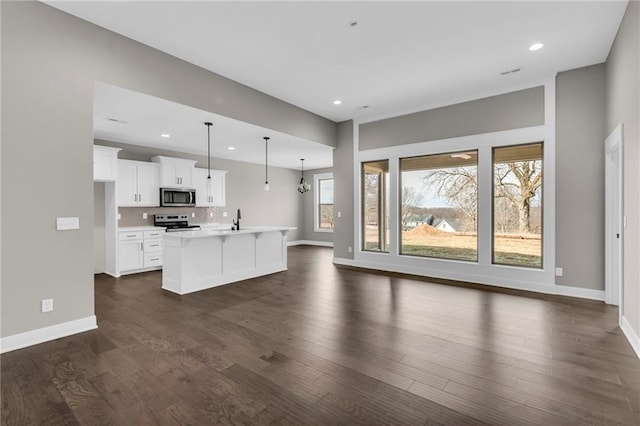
[333, 257, 356, 266]
[620, 315, 640, 359]
[554, 285, 605, 301]
[333, 258, 605, 302]
[288, 240, 333, 247]
[0, 315, 97, 354]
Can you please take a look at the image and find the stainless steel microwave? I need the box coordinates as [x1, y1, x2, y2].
[159, 187, 196, 207]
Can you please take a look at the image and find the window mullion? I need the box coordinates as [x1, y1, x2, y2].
[477, 146, 493, 266]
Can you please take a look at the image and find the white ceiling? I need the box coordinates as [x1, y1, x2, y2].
[48, 1, 627, 123]
[53, 1, 627, 170]
[94, 82, 334, 170]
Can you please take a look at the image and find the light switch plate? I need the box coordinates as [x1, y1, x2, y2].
[555, 267, 563, 277]
[56, 217, 79, 230]
[142, 213, 148, 219]
[223, 211, 228, 217]
[41, 298, 53, 313]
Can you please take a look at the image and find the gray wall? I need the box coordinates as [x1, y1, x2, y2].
[96, 140, 304, 242]
[606, 1, 640, 336]
[333, 121, 355, 259]
[1, 2, 335, 338]
[556, 64, 606, 290]
[359, 86, 544, 150]
[301, 167, 334, 243]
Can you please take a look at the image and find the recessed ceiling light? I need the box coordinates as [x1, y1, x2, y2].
[333, 100, 342, 105]
[529, 42, 544, 51]
[227, 146, 235, 151]
[161, 133, 171, 138]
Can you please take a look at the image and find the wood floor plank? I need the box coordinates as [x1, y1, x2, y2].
[2, 246, 639, 425]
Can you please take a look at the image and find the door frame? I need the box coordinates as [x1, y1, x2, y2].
[604, 124, 623, 309]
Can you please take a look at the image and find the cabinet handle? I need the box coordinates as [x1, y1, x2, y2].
[126, 234, 136, 237]
[134, 194, 137, 202]
[140, 243, 143, 251]
[150, 244, 159, 247]
[150, 257, 159, 261]
[139, 194, 142, 201]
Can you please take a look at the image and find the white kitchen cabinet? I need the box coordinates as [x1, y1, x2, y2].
[93, 145, 121, 182]
[151, 156, 196, 188]
[143, 230, 163, 268]
[117, 160, 160, 207]
[193, 167, 227, 207]
[119, 239, 144, 272]
[118, 229, 165, 274]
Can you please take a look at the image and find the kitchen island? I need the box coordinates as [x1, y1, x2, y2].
[162, 226, 295, 295]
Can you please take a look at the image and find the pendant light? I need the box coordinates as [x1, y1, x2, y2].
[204, 122, 213, 200]
[263, 136, 270, 191]
[297, 158, 310, 193]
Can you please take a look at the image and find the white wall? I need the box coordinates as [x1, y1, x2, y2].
[93, 183, 105, 274]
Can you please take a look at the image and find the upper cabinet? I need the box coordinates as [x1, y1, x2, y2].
[193, 168, 227, 207]
[93, 145, 121, 182]
[117, 160, 160, 207]
[151, 156, 197, 188]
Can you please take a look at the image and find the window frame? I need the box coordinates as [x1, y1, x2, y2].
[314, 172, 334, 233]
[355, 125, 555, 289]
[399, 149, 479, 262]
[361, 160, 389, 252]
[492, 142, 544, 269]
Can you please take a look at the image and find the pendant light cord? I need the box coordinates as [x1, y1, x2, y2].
[264, 137, 270, 184]
[205, 122, 212, 179]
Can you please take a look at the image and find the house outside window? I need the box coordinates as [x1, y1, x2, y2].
[314, 173, 334, 232]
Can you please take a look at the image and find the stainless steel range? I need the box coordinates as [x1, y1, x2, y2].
[154, 214, 201, 232]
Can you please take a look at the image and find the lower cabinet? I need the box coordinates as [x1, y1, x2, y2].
[118, 229, 164, 274]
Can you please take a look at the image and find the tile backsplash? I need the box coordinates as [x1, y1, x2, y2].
[118, 206, 223, 227]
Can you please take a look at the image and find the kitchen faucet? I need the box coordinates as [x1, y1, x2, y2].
[232, 209, 241, 231]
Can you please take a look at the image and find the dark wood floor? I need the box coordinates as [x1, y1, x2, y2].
[2, 246, 639, 425]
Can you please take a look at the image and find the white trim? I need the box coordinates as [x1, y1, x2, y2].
[620, 316, 640, 359]
[355, 124, 554, 287]
[333, 257, 357, 267]
[0, 316, 97, 354]
[333, 257, 604, 301]
[554, 285, 605, 301]
[313, 172, 334, 233]
[604, 124, 624, 307]
[288, 240, 333, 247]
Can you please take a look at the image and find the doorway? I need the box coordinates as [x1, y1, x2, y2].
[604, 125, 623, 308]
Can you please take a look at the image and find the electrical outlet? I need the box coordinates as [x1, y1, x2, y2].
[117, 213, 122, 220]
[142, 212, 148, 219]
[192, 212, 196, 218]
[41, 298, 53, 313]
[223, 211, 228, 217]
[209, 212, 214, 217]
[337, 211, 342, 218]
[555, 267, 563, 277]
[348, 246, 353, 253]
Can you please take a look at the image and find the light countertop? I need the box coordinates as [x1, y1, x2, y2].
[162, 226, 296, 240]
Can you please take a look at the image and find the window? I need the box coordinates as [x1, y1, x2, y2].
[493, 143, 543, 268]
[314, 173, 334, 232]
[362, 160, 389, 252]
[400, 151, 478, 261]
